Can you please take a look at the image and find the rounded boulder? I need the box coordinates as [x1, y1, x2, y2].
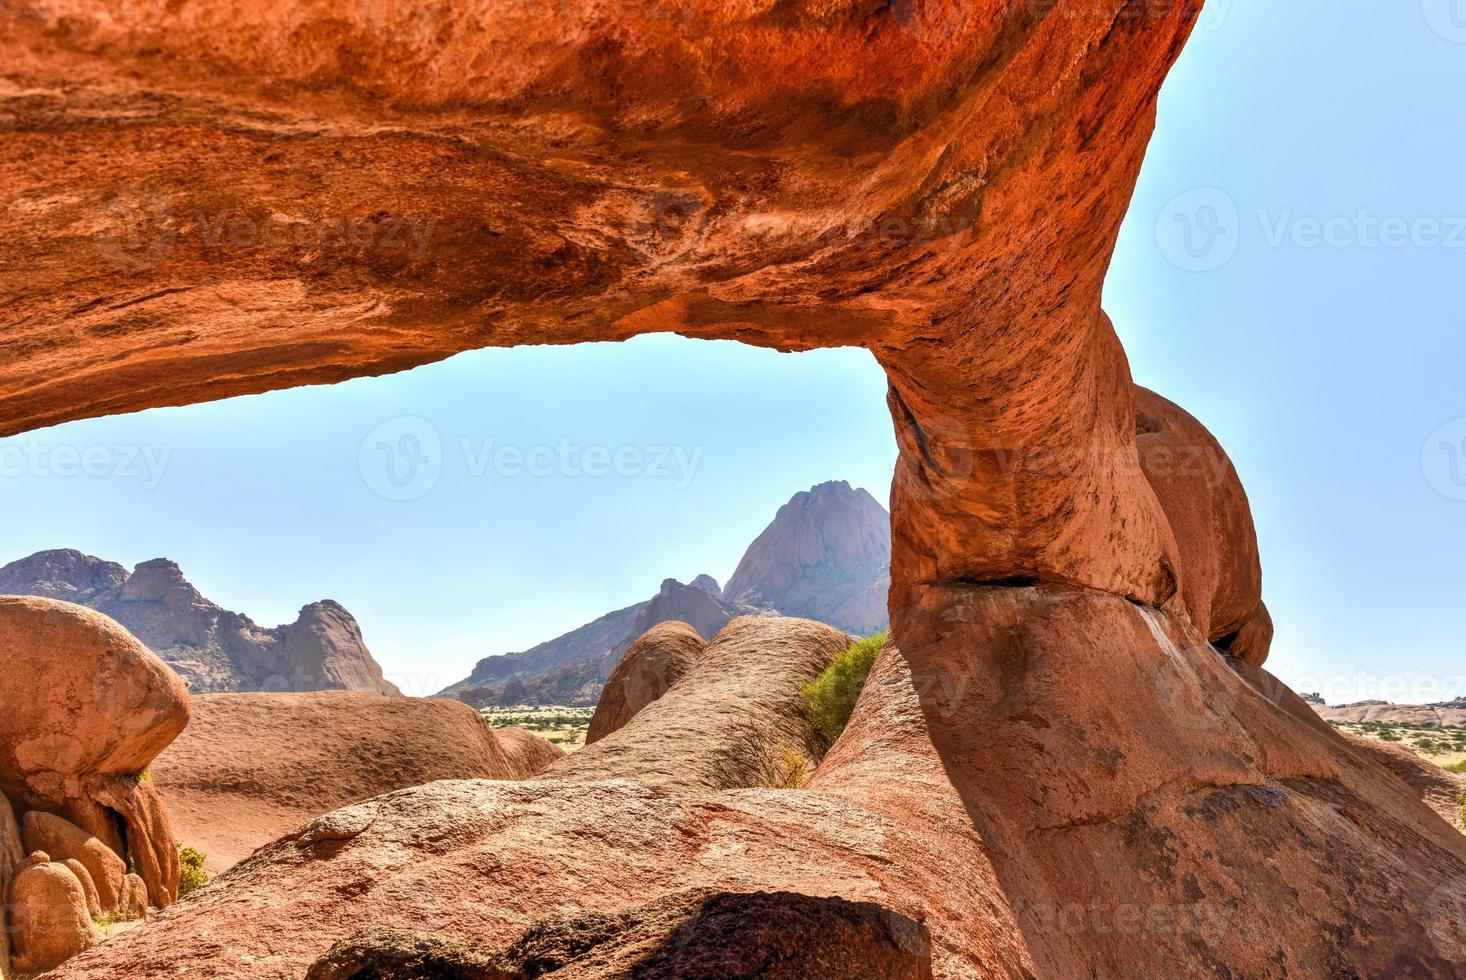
[5, 856, 102, 972]
[0, 596, 191, 810]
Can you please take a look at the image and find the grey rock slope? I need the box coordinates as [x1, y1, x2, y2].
[0, 550, 399, 696]
[440, 577, 741, 707]
[724, 480, 891, 636]
[441, 481, 890, 707]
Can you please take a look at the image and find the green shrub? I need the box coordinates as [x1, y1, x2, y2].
[1445, 760, 1466, 774]
[178, 843, 209, 898]
[1378, 729, 1401, 742]
[802, 631, 887, 747]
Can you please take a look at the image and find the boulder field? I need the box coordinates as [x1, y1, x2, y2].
[150, 692, 560, 873]
[5, 0, 1465, 975]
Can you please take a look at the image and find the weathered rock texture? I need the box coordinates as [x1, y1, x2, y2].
[1342, 734, 1466, 830]
[585, 620, 705, 745]
[549, 616, 849, 793]
[0, 596, 187, 908]
[491, 727, 566, 780]
[148, 692, 530, 872]
[0, 792, 21, 979]
[5, 853, 103, 973]
[7, 0, 1466, 975]
[50, 604, 1466, 978]
[22, 811, 127, 914]
[725, 481, 891, 636]
[0, 550, 400, 695]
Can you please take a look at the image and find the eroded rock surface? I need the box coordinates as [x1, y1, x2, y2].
[149, 692, 530, 872]
[493, 726, 566, 779]
[585, 620, 705, 745]
[548, 616, 848, 793]
[52, 594, 1466, 979]
[305, 890, 930, 979]
[6, 853, 103, 973]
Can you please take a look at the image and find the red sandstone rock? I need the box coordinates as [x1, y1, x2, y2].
[120, 873, 150, 920]
[585, 621, 705, 745]
[149, 692, 526, 872]
[306, 890, 931, 980]
[0, 792, 21, 979]
[61, 858, 102, 919]
[0, 596, 188, 907]
[493, 727, 566, 779]
[6, 856, 103, 973]
[22, 811, 127, 915]
[0, 0, 1201, 610]
[1341, 735, 1466, 830]
[1135, 387, 1265, 648]
[548, 616, 849, 792]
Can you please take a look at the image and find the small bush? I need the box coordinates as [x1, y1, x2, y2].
[178, 843, 209, 898]
[1446, 760, 1466, 775]
[1378, 729, 1401, 742]
[802, 631, 887, 748]
[704, 724, 809, 791]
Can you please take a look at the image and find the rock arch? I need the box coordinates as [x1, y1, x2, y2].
[4, 2, 1464, 976]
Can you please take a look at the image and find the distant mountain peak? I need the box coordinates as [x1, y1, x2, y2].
[723, 481, 890, 636]
[440, 480, 891, 707]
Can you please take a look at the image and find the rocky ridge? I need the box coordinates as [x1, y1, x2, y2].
[0, 550, 399, 696]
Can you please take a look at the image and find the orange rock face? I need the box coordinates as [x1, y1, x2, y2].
[585, 620, 705, 745]
[148, 692, 538, 872]
[1, 0, 1200, 611]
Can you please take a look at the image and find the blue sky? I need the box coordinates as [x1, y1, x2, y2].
[2, 0, 1463, 701]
